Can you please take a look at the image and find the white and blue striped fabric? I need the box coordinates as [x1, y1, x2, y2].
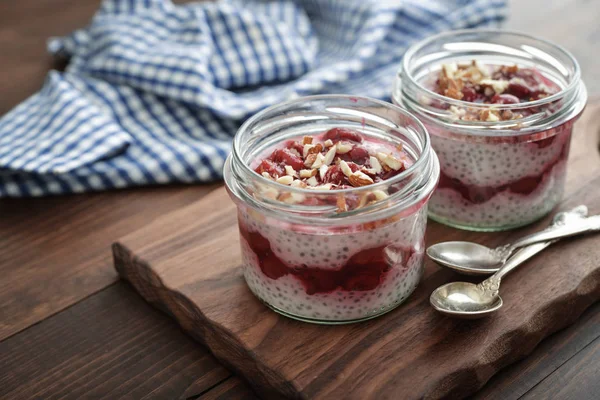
[0, 0, 507, 197]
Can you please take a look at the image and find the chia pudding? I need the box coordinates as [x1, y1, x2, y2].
[394, 30, 587, 231]
[427, 61, 572, 229]
[224, 96, 439, 323]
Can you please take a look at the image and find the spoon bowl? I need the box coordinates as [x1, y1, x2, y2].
[427, 206, 595, 276]
[427, 242, 502, 275]
[430, 282, 503, 319]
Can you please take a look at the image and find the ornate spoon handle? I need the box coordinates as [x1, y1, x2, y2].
[480, 206, 590, 295]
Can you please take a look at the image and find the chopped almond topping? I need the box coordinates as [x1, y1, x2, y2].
[290, 179, 308, 188]
[372, 190, 389, 201]
[336, 142, 353, 154]
[259, 186, 279, 200]
[278, 191, 306, 204]
[369, 156, 382, 174]
[284, 165, 297, 177]
[442, 63, 458, 78]
[339, 160, 353, 177]
[299, 169, 317, 178]
[336, 195, 348, 212]
[304, 153, 317, 167]
[376, 152, 403, 171]
[288, 148, 301, 158]
[303, 144, 314, 158]
[432, 61, 559, 122]
[276, 175, 294, 185]
[348, 171, 374, 187]
[445, 86, 463, 100]
[356, 193, 369, 209]
[254, 130, 409, 200]
[309, 183, 333, 190]
[479, 79, 509, 94]
[480, 109, 500, 122]
[306, 176, 318, 186]
[311, 153, 326, 169]
[319, 165, 329, 180]
[307, 143, 323, 155]
[323, 145, 337, 166]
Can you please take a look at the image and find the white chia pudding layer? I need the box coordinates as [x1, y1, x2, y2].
[427, 122, 572, 230]
[429, 162, 566, 228]
[430, 128, 571, 187]
[238, 206, 427, 322]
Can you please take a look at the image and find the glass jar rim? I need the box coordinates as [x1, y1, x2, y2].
[226, 94, 440, 224]
[232, 94, 432, 196]
[400, 29, 582, 112]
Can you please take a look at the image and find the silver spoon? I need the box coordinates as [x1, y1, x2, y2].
[427, 206, 588, 276]
[429, 206, 589, 319]
[427, 205, 599, 274]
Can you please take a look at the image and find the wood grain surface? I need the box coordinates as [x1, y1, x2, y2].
[114, 104, 600, 399]
[0, 184, 218, 341]
[0, 0, 598, 399]
[0, 282, 231, 400]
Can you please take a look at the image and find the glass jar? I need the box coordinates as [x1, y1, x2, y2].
[224, 95, 439, 324]
[393, 30, 587, 231]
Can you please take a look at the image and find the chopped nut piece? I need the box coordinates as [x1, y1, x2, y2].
[442, 63, 458, 78]
[290, 179, 308, 188]
[449, 105, 466, 119]
[323, 139, 334, 147]
[365, 192, 378, 205]
[372, 190, 389, 201]
[302, 136, 313, 145]
[304, 153, 317, 167]
[303, 144, 314, 158]
[299, 169, 317, 178]
[336, 195, 348, 212]
[369, 156, 382, 174]
[323, 145, 337, 166]
[288, 148, 301, 158]
[310, 183, 333, 190]
[319, 165, 329, 180]
[376, 152, 403, 171]
[480, 79, 509, 94]
[356, 193, 369, 209]
[348, 171, 374, 187]
[284, 165, 297, 177]
[259, 186, 279, 200]
[311, 153, 326, 169]
[306, 176, 318, 186]
[307, 143, 323, 155]
[336, 142, 353, 154]
[480, 109, 500, 122]
[261, 172, 272, 180]
[445, 86, 463, 100]
[502, 64, 519, 75]
[339, 160, 353, 177]
[276, 175, 294, 185]
[474, 60, 491, 77]
[279, 192, 306, 204]
[501, 110, 514, 120]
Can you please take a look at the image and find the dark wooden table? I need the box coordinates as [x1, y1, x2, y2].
[1, 1, 598, 399]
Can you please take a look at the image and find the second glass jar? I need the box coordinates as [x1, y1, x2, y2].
[393, 30, 587, 231]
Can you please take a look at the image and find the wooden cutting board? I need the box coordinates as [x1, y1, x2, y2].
[113, 102, 600, 399]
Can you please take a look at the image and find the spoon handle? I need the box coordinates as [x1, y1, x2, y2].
[511, 215, 600, 249]
[479, 239, 557, 295]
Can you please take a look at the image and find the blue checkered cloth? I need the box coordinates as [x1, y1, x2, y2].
[0, 0, 507, 197]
